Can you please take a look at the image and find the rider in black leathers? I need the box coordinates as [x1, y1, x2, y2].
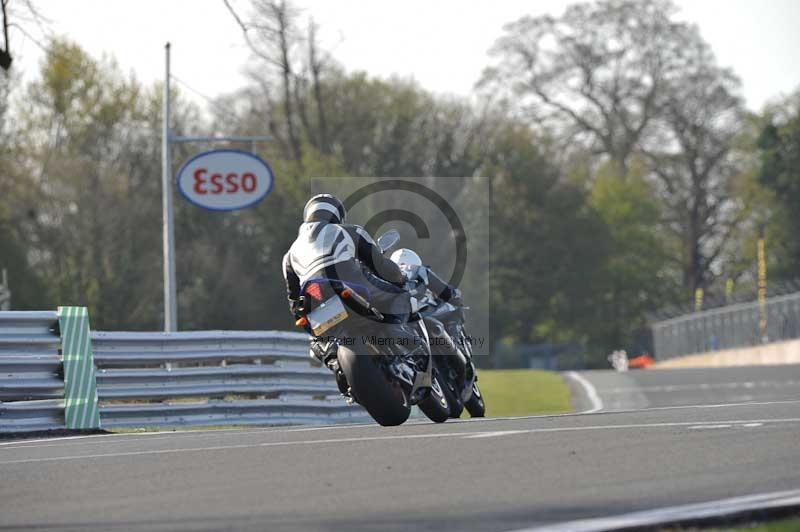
[282, 194, 417, 362]
[282, 194, 411, 319]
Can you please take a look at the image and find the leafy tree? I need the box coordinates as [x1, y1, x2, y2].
[14, 40, 202, 328]
[481, 0, 750, 304]
[643, 37, 747, 295]
[485, 118, 611, 352]
[758, 92, 800, 278]
[589, 161, 677, 350]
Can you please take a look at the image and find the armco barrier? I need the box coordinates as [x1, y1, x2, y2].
[1, 310, 370, 433]
[652, 291, 800, 360]
[92, 330, 370, 429]
[0, 311, 65, 432]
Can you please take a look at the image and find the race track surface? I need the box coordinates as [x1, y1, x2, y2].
[1, 365, 798, 531]
[571, 364, 800, 411]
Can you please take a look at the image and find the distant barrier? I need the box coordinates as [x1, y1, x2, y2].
[652, 291, 800, 360]
[1, 310, 369, 433]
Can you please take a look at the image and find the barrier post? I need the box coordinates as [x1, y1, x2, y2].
[58, 306, 101, 429]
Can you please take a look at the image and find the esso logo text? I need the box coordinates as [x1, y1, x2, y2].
[176, 149, 274, 211]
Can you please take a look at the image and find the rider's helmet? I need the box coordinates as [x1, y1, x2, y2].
[390, 248, 423, 281]
[303, 194, 346, 224]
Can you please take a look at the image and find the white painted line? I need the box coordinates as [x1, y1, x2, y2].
[2, 417, 798, 466]
[742, 423, 764, 428]
[463, 430, 527, 439]
[0, 423, 376, 450]
[3, 398, 798, 450]
[640, 398, 800, 411]
[566, 371, 603, 413]
[448, 399, 800, 423]
[0, 434, 106, 447]
[603, 379, 800, 394]
[688, 424, 732, 430]
[504, 489, 800, 532]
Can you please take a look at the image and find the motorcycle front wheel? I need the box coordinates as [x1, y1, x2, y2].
[418, 369, 450, 423]
[464, 380, 486, 418]
[438, 363, 464, 418]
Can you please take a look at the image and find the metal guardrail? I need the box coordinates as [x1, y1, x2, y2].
[1, 312, 370, 433]
[0, 311, 65, 432]
[92, 330, 370, 429]
[652, 291, 800, 360]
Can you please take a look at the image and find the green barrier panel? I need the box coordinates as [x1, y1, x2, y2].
[58, 306, 101, 429]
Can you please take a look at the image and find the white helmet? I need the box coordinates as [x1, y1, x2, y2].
[390, 248, 422, 280]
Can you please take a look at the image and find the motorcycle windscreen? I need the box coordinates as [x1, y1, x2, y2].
[307, 295, 348, 336]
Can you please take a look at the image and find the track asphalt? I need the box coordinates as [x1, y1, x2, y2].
[1, 365, 798, 531]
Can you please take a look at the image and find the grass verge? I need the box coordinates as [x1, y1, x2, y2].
[669, 517, 800, 531]
[475, 369, 572, 417]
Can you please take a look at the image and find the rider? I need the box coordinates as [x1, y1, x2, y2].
[282, 194, 412, 330]
[390, 247, 473, 396]
[390, 248, 468, 374]
[389, 248, 462, 309]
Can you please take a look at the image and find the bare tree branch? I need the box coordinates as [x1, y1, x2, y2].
[1, 0, 12, 69]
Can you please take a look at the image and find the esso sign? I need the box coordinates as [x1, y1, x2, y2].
[176, 149, 274, 211]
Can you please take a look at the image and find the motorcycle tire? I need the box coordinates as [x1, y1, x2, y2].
[439, 369, 464, 418]
[464, 380, 486, 418]
[337, 346, 411, 426]
[418, 369, 450, 423]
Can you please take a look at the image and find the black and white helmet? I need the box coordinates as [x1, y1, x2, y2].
[303, 194, 346, 224]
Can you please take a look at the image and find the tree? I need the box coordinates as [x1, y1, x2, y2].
[1, 0, 49, 70]
[1, 0, 12, 69]
[482, 0, 750, 300]
[227, 0, 305, 163]
[481, 0, 695, 177]
[589, 161, 677, 350]
[483, 115, 612, 352]
[758, 92, 800, 277]
[13, 40, 205, 328]
[643, 37, 747, 295]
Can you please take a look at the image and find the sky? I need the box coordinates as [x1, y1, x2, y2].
[9, 0, 800, 112]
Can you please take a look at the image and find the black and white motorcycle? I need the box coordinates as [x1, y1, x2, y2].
[398, 255, 486, 419]
[294, 231, 451, 426]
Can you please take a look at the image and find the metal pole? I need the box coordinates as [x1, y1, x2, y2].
[162, 42, 177, 332]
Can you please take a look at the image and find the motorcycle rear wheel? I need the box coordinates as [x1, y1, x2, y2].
[337, 346, 411, 426]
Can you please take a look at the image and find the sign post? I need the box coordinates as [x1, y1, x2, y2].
[161, 43, 272, 332]
[758, 226, 768, 341]
[162, 43, 177, 332]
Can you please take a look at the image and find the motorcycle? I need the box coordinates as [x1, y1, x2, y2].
[294, 231, 451, 426]
[413, 282, 486, 418]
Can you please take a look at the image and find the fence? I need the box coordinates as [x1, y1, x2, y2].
[93, 330, 369, 429]
[652, 291, 800, 360]
[0, 311, 64, 432]
[1, 309, 369, 433]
